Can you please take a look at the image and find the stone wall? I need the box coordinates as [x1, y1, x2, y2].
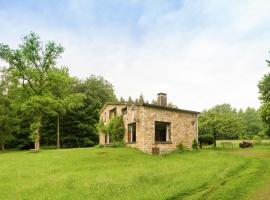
[139, 106, 198, 154]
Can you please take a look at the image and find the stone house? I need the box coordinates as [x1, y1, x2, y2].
[99, 93, 200, 154]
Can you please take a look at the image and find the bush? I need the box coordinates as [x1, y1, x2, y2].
[177, 143, 184, 150]
[82, 138, 95, 147]
[97, 116, 125, 144]
[198, 134, 214, 147]
[252, 135, 262, 144]
[112, 141, 126, 147]
[192, 139, 198, 149]
[107, 117, 125, 142]
[62, 136, 79, 148]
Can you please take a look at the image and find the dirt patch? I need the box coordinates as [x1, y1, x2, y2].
[250, 182, 270, 200]
[97, 152, 108, 155]
[233, 151, 270, 159]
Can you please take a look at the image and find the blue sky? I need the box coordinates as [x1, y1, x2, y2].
[1, 0, 270, 110]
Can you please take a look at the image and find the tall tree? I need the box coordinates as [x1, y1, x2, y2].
[0, 32, 64, 151]
[0, 68, 17, 152]
[258, 56, 270, 136]
[49, 68, 86, 148]
[240, 108, 262, 139]
[59, 75, 116, 147]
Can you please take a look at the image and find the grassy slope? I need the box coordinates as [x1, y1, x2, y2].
[0, 147, 270, 200]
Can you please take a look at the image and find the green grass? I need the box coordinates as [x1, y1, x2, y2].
[0, 147, 270, 200]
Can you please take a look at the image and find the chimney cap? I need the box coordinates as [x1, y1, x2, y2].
[158, 92, 167, 96]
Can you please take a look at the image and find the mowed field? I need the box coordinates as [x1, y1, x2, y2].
[1, 145, 270, 200]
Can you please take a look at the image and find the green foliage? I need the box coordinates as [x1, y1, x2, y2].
[176, 143, 184, 150]
[98, 116, 125, 143]
[108, 117, 125, 142]
[258, 56, 270, 136]
[0, 68, 18, 151]
[252, 135, 262, 144]
[0, 32, 65, 150]
[239, 107, 263, 139]
[199, 104, 243, 146]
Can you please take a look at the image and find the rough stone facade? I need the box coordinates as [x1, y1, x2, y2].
[99, 102, 199, 154]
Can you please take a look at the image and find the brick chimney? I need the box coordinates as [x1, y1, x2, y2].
[157, 93, 167, 107]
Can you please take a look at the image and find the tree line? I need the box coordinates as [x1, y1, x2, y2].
[1, 32, 270, 152]
[199, 55, 270, 146]
[199, 104, 265, 147]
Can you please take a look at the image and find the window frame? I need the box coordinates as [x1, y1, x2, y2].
[109, 108, 116, 119]
[121, 107, 127, 115]
[154, 121, 171, 143]
[128, 122, 136, 143]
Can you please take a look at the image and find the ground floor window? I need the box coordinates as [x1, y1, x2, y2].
[128, 123, 136, 143]
[105, 134, 111, 144]
[155, 121, 171, 142]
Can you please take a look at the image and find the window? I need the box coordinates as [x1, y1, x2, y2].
[155, 121, 171, 142]
[128, 123, 136, 143]
[104, 112, 106, 122]
[105, 134, 111, 144]
[109, 108, 116, 119]
[122, 107, 127, 115]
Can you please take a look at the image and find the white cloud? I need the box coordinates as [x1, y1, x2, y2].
[0, 0, 270, 111]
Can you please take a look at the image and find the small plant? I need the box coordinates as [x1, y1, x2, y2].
[177, 143, 184, 150]
[97, 144, 105, 148]
[192, 139, 198, 149]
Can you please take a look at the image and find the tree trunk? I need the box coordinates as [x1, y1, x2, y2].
[57, 114, 60, 149]
[34, 127, 40, 151]
[1, 142, 4, 152]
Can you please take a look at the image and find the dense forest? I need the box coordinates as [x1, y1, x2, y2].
[0, 32, 269, 152]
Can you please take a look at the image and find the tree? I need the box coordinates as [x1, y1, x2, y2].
[53, 93, 86, 148]
[58, 75, 116, 147]
[0, 68, 17, 152]
[48, 67, 86, 148]
[0, 32, 64, 151]
[258, 56, 270, 136]
[199, 104, 243, 147]
[138, 93, 145, 104]
[240, 108, 262, 139]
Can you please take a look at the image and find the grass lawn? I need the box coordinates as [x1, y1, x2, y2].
[0, 146, 270, 200]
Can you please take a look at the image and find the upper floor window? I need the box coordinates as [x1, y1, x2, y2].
[122, 107, 127, 115]
[155, 121, 171, 142]
[109, 108, 116, 119]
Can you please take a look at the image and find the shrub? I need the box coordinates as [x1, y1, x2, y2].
[107, 116, 125, 142]
[198, 134, 214, 147]
[192, 139, 198, 149]
[96, 116, 125, 144]
[177, 143, 184, 150]
[82, 138, 95, 147]
[62, 136, 79, 148]
[112, 141, 126, 147]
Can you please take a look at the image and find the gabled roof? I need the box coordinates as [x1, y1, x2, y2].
[100, 102, 200, 115]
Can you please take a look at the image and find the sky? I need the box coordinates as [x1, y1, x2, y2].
[0, 0, 270, 111]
